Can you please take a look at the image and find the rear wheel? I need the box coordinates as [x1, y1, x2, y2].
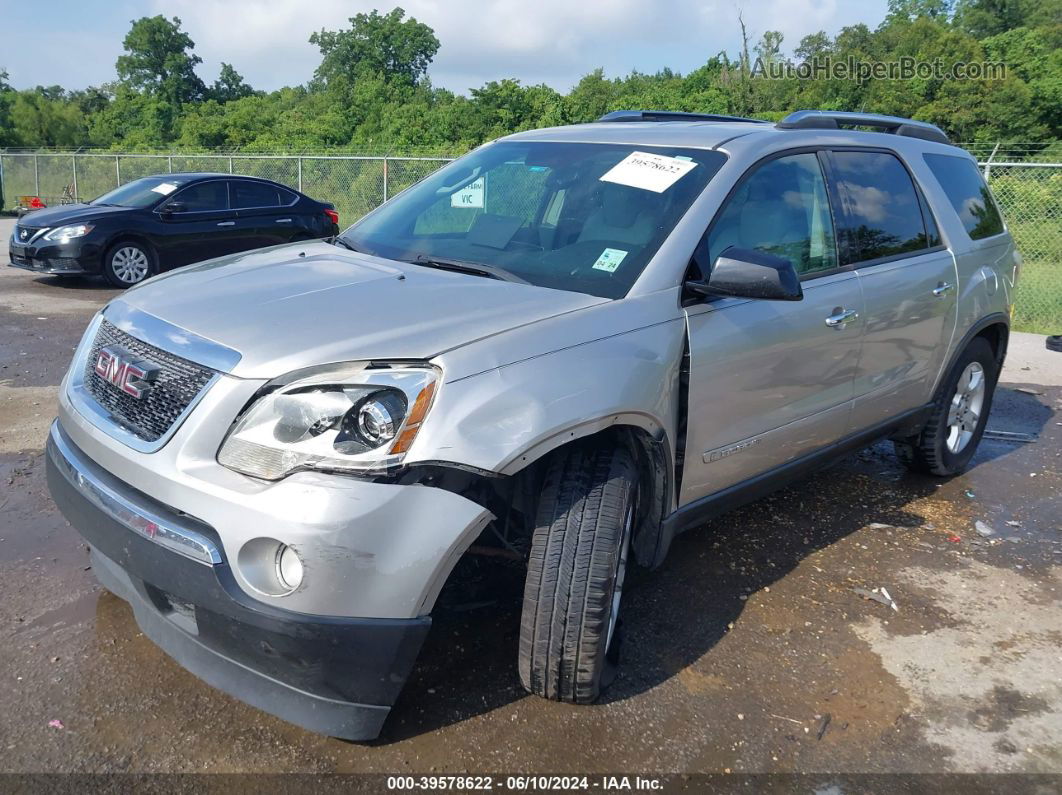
[894, 337, 999, 476]
[519, 444, 637, 703]
[103, 241, 155, 288]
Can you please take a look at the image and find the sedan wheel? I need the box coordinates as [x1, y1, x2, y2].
[105, 244, 153, 287]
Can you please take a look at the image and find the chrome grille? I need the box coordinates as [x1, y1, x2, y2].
[84, 320, 215, 442]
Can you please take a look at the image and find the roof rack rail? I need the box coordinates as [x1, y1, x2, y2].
[776, 110, 950, 145]
[597, 110, 768, 124]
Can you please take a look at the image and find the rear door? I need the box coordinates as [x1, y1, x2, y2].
[827, 150, 959, 429]
[680, 151, 863, 505]
[156, 179, 238, 266]
[231, 180, 299, 249]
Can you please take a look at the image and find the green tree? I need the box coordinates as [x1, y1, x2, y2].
[116, 16, 206, 106]
[0, 68, 15, 148]
[954, 0, 1062, 37]
[8, 89, 86, 146]
[310, 8, 439, 89]
[210, 63, 255, 103]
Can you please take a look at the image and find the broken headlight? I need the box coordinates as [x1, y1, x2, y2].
[218, 362, 438, 480]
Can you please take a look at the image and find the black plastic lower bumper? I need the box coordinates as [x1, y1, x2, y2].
[8, 239, 101, 275]
[45, 426, 430, 740]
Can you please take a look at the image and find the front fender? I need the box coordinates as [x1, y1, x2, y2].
[406, 318, 686, 483]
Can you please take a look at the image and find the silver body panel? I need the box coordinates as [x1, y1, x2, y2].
[53, 120, 1017, 619]
[57, 363, 493, 619]
[680, 271, 863, 504]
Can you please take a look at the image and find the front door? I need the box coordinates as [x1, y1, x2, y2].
[681, 151, 863, 506]
[157, 179, 239, 267]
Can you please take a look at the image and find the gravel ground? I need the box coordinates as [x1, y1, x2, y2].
[0, 215, 1060, 775]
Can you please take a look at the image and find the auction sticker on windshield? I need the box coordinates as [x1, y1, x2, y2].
[592, 248, 628, 272]
[151, 182, 179, 195]
[600, 151, 697, 193]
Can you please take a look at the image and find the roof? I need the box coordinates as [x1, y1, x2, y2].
[501, 110, 954, 152]
[501, 121, 769, 150]
[138, 172, 279, 181]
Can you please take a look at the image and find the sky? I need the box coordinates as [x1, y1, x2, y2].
[2, 0, 889, 95]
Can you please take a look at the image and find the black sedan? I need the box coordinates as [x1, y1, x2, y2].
[8, 174, 340, 287]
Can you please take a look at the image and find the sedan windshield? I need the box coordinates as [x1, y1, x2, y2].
[340, 142, 726, 298]
[90, 176, 191, 209]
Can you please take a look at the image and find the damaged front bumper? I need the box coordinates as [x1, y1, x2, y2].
[45, 420, 490, 739]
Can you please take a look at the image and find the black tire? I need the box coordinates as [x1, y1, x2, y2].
[893, 337, 999, 476]
[519, 444, 637, 704]
[103, 240, 155, 288]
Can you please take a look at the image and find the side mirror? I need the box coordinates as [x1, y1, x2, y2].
[686, 247, 803, 301]
[160, 200, 186, 217]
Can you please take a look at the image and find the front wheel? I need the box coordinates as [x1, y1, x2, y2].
[519, 444, 637, 704]
[894, 337, 999, 476]
[103, 241, 155, 288]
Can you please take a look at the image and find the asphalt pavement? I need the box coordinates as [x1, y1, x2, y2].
[0, 215, 1059, 775]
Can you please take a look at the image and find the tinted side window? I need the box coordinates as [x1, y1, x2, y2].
[172, 181, 229, 212]
[832, 151, 930, 264]
[918, 189, 942, 247]
[708, 152, 837, 275]
[232, 181, 281, 209]
[924, 154, 1004, 240]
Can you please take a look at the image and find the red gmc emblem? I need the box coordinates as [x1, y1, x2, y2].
[94, 345, 160, 399]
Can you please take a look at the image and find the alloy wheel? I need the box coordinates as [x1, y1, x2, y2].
[606, 497, 635, 651]
[946, 362, 986, 454]
[111, 246, 150, 284]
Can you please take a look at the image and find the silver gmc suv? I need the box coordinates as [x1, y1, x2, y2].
[46, 110, 1019, 740]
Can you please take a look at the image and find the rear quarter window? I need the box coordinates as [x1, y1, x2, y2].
[923, 153, 1004, 240]
[831, 151, 933, 264]
[232, 180, 282, 209]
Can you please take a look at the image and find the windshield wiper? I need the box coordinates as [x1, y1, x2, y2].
[331, 236, 365, 253]
[408, 255, 527, 284]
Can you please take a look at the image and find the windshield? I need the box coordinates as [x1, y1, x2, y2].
[340, 142, 726, 298]
[90, 176, 191, 209]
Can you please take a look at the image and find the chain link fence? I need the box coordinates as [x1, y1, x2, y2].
[0, 152, 457, 229]
[980, 162, 1060, 335]
[0, 148, 1058, 333]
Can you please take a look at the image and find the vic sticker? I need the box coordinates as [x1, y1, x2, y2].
[451, 177, 485, 208]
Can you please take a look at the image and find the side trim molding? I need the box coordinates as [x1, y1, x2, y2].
[652, 404, 933, 564]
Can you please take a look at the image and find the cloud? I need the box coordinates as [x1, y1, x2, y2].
[155, 0, 888, 93]
[3, 0, 888, 93]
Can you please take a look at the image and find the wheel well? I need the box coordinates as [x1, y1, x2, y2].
[975, 322, 1009, 366]
[506, 424, 671, 569]
[104, 235, 157, 264]
[406, 423, 674, 608]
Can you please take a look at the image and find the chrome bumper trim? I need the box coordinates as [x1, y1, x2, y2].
[47, 421, 222, 565]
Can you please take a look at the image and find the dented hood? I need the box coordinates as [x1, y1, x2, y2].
[114, 241, 605, 379]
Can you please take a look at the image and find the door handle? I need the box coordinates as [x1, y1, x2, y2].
[275, 218, 293, 223]
[216, 221, 235, 227]
[825, 308, 859, 328]
[933, 282, 954, 297]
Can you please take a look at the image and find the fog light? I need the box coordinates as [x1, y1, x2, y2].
[237, 537, 305, 596]
[275, 544, 304, 591]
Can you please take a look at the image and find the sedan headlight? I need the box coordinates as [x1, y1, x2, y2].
[43, 224, 95, 243]
[218, 362, 439, 480]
